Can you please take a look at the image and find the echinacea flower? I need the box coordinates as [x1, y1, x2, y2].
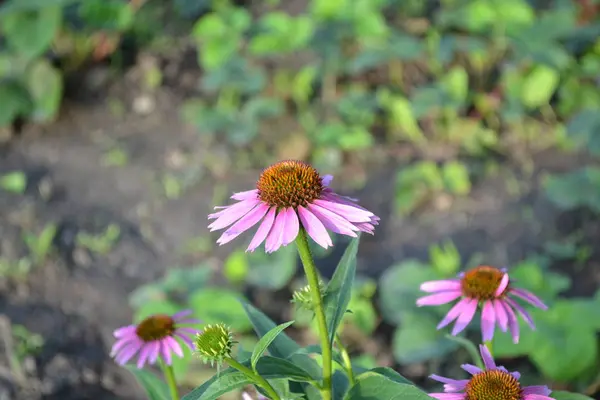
[417, 265, 548, 343]
[208, 160, 379, 252]
[111, 310, 200, 369]
[428, 344, 553, 400]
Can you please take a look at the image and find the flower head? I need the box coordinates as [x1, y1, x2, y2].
[428, 344, 553, 400]
[208, 160, 379, 253]
[194, 323, 235, 366]
[417, 265, 548, 343]
[111, 310, 200, 369]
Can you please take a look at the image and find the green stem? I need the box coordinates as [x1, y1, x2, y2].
[444, 335, 484, 370]
[161, 362, 179, 400]
[295, 229, 332, 400]
[335, 334, 355, 385]
[225, 357, 281, 400]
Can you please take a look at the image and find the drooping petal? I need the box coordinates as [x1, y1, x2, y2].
[111, 338, 135, 357]
[216, 203, 270, 245]
[451, 298, 478, 335]
[509, 288, 548, 310]
[503, 300, 520, 344]
[265, 210, 287, 253]
[504, 297, 535, 330]
[167, 336, 183, 357]
[176, 333, 194, 350]
[493, 299, 508, 332]
[523, 395, 555, 400]
[297, 206, 332, 249]
[307, 203, 358, 236]
[420, 280, 462, 293]
[148, 341, 161, 364]
[428, 393, 466, 400]
[115, 341, 141, 365]
[161, 340, 172, 365]
[312, 199, 374, 223]
[479, 344, 496, 369]
[429, 375, 469, 392]
[114, 325, 136, 338]
[416, 291, 462, 306]
[281, 207, 300, 246]
[247, 207, 276, 252]
[136, 344, 153, 369]
[461, 364, 482, 375]
[208, 199, 261, 230]
[495, 273, 509, 296]
[353, 222, 375, 234]
[523, 386, 552, 396]
[322, 175, 333, 186]
[437, 298, 472, 329]
[481, 300, 496, 342]
[172, 310, 193, 320]
[231, 189, 259, 200]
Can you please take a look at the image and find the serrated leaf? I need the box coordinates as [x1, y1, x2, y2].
[124, 366, 170, 400]
[324, 236, 359, 344]
[251, 321, 295, 371]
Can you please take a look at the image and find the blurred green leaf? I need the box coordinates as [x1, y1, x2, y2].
[0, 171, 27, 193]
[224, 250, 249, 285]
[124, 367, 170, 400]
[190, 288, 252, 332]
[251, 321, 295, 372]
[133, 300, 181, 323]
[247, 246, 297, 290]
[79, 0, 134, 31]
[544, 167, 600, 213]
[343, 294, 378, 335]
[310, 0, 348, 19]
[442, 161, 471, 195]
[0, 82, 32, 126]
[0, 6, 62, 59]
[395, 162, 444, 215]
[429, 241, 461, 276]
[392, 312, 458, 364]
[566, 109, 600, 156]
[552, 391, 595, 400]
[345, 373, 429, 400]
[249, 13, 314, 55]
[441, 67, 469, 104]
[26, 59, 63, 122]
[520, 65, 560, 109]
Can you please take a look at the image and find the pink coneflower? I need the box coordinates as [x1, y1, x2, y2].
[416, 266, 548, 343]
[208, 160, 379, 252]
[428, 344, 554, 400]
[111, 310, 200, 369]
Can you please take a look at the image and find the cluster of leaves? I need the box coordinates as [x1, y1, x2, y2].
[0, 0, 138, 128]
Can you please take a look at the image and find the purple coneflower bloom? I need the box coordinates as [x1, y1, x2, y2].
[208, 160, 379, 253]
[111, 310, 200, 369]
[417, 265, 548, 343]
[429, 344, 554, 400]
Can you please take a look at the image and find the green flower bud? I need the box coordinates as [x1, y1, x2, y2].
[291, 281, 325, 311]
[194, 323, 235, 367]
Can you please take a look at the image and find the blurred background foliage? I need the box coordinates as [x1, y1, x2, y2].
[1, 0, 600, 398]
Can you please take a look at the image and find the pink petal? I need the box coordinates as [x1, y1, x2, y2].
[420, 280, 462, 293]
[172, 310, 193, 320]
[114, 325, 136, 338]
[161, 340, 172, 365]
[111, 338, 135, 357]
[523, 395, 554, 400]
[136, 344, 152, 369]
[115, 341, 141, 365]
[504, 298, 535, 330]
[246, 207, 276, 252]
[503, 301, 520, 344]
[428, 394, 466, 400]
[417, 291, 462, 306]
[282, 208, 300, 246]
[437, 297, 472, 329]
[493, 299, 508, 332]
[429, 375, 468, 392]
[216, 203, 270, 245]
[148, 341, 161, 364]
[167, 336, 184, 357]
[509, 288, 548, 310]
[495, 273, 509, 296]
[307, 203, 358, 236]
[312, 199, 374, 223]
[481, 301, 496, 342]
[461, 364, 482, 375]
[208, 199, 261, 231]
[176, 333, 194, 350]
[322, 175, 333, 186]
[297, 206, 332, 249]
[353, 222, 375, 234]
[231, 189, 258, 200]
[451, 298, 478, 335]
[479, 344, 496, 369]
[523, 386, 552, 396]
[265, 211, 286, 253]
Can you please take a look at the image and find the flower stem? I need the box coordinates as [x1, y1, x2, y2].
[161, 362, 179, 400]
[225, 357, 281, 400]
[444, 335, 484, 370]
[295, 229, 332, 400]
[335, 334, 355, 385]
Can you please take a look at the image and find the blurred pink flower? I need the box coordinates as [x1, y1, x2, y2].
[417, 266, 547, 343]
[209, 160, 379, 253]
[428, 344, 553, 400]
[110, 310, 200, 369]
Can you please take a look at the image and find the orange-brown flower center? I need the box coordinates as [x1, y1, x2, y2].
[465, 369, 522, 400]
[256, 160, 323, 208]
[461, 266, 506, 300]
[135, 315, 176, 342]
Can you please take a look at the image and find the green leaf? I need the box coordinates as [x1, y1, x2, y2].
[0, 82, 31, 126]
[551, 391, 595, 400]
[0, 0, 78, 14]
[124, 366, 170, 400]
[442, 67, 469, 104]
[0, 171, 27, 193]
[544, 167, 600, 213]
[520, 65, 560, 109]
[26, 59, 63, 122]
[246, 243, 297, 290]
[251, 321, 295, 372]
[181, 367, 250, 400]
[566, 109, 600, 156]
[365, 368, 413, 386]
[392, 313, 458, 364]
[324, 237, 359, 344]
[78, 0, 134, 31]
[344, 374, 431, 400]
[223, 250, 249, 285]
[442, 161, 471, 195]
[256, 356, 317, 382]
[0, 6, 62, 59]
[190, 288, 252, 332]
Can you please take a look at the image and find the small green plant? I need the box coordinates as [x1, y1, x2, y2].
[0, 171, 27, 193]
[23, 222, 57, 266]
[76, 223, 121, 254]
